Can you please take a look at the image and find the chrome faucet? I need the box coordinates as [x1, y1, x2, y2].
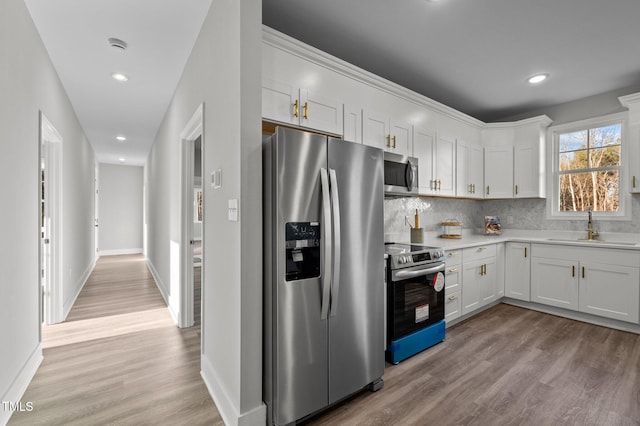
[587, 207, 599, 240]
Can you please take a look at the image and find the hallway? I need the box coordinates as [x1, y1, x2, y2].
[9, 255, 223, 425]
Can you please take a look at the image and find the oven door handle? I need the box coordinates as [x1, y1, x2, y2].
[392, 263, 445, 281]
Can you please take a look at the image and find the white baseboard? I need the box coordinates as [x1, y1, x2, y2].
[0, 344, 43, 426]
[200, 356, 266, 426]
[145, 258, 178, 325]
[98, 248, 143, 256]
[62, 257, 97, 321]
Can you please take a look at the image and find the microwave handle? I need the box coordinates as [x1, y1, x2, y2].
[405, 160, 416, 191]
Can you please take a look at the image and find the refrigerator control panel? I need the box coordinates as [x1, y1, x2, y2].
[285, 222, 320, 281]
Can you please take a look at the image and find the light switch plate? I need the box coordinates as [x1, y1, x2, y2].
[212, 169, 222, 189]
[228, 199, 238, 222]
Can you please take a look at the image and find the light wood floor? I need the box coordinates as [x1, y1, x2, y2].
[10, 255, 640, 425]
[9, 254, 223, 426]
[304, 304, 640, 426]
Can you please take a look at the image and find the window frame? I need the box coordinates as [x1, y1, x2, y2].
[546, 112, 631, 221]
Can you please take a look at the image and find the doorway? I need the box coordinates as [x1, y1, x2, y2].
[39, 112, 63, 325]
[179, 104, 204, 328]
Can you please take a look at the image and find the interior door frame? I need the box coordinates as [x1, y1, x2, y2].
[39, 112, 64, 325]
[179, 104, 204, 328]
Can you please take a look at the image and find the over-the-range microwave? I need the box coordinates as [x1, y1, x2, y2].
[383, 151, 418, 196]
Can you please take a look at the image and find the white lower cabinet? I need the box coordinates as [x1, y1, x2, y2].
[579, 262, 640, 323]
[531, 244, 640, 323]
[462, 245, 496, 315]
[531, 257, 579, 310]
[444, 250, 462, 321]
[505, 242, 531, 301]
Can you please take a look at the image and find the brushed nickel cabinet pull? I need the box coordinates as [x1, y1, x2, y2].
[448, 295, 458, 301]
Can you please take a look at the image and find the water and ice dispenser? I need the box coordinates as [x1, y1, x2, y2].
[285, 222, 321, 281]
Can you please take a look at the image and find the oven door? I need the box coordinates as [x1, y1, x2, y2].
[388, 262, 445, 342]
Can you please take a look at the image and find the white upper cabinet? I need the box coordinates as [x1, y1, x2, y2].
[432, 132, 456, 196]
[413, 125, 435, 195]
[262, 78, 343, 135]
[619, 93, 640, 193]
[363, 110, 413, 156]
[484, 146, 513, 198]
[513, 118, 551, 198]
[456, 138, 483, 198]
[343, 105, 362, 143]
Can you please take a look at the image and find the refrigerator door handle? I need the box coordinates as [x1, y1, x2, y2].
[320, 168, 332, 320]
[328, 168, 341, 317]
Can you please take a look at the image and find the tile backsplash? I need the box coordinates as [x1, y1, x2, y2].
[384, 194, 640, 238]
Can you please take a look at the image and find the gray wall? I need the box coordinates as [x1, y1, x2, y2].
[0, 0, 95, 420]
[144, 0, 264, 424]
[98, 163, 143, 255]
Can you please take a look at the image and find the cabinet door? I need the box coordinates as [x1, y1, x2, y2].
[362, 110, 389, 150]
[390, 119, 413, 156]
[629, 126, 640, 193]
[434, 133, 456, 196]
[462, 260, 482, 315]
[479, 258, 497, 305]
[300, 89, 343, 135]
[531, 257, 579, 310]
[262, 79, 298, 126]
[484, 146, 514, 198]
[514, 143, 542, 198]
[343, 105, 362, 143]
[505, 243, 531, 301]
[413, 125, 435, 195]
[579, 262, 640, 323]
[456, 139, 483, 198]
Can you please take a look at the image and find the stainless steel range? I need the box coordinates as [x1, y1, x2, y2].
[384, 243, 446, 364]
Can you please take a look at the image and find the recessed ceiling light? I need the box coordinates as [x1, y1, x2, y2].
[111, 72, 129, 82]
[528, 73, 549, 84]
[116, 135, 126, 141]
[118, 158, 126, 163]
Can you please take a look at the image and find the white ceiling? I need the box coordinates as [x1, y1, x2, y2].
[24, 0, 212, 166]
[263, 0, 640, 122]
[24, 0, 640, 166]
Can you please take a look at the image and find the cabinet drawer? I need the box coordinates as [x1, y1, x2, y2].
[445, 290, 461, 321]
[445, 265, 461, 292]
[463, 245, 496, 262]
[445, 249, 462, 266]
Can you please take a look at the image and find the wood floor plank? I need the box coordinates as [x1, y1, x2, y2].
[303, 304, 640, 425]
[9, 254, 222, 426]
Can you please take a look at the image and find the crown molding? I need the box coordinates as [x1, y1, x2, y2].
[262, 25, 485, 129]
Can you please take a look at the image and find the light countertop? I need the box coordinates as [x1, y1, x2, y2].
[385, 229, 640, 251]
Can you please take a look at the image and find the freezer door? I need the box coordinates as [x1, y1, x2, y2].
[327, 138, 385, 403]
[271, 128, 329, 425]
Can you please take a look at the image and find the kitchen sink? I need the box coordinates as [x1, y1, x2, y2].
[546, 238, 637, 246]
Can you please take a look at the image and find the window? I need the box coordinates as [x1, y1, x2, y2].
[549, 113, 629, 219]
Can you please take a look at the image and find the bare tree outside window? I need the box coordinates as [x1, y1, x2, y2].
[558, 124, 621, 212]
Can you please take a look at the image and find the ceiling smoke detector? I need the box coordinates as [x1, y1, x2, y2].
[108, 37, 128, 51]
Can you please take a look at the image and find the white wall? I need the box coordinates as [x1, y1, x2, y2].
[144, 0, 264, 424]
[98, 164, 143, 255]
[0, 0, 95, 423]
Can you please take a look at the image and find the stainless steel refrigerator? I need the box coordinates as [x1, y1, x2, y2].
[263, 127, 385, 425]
